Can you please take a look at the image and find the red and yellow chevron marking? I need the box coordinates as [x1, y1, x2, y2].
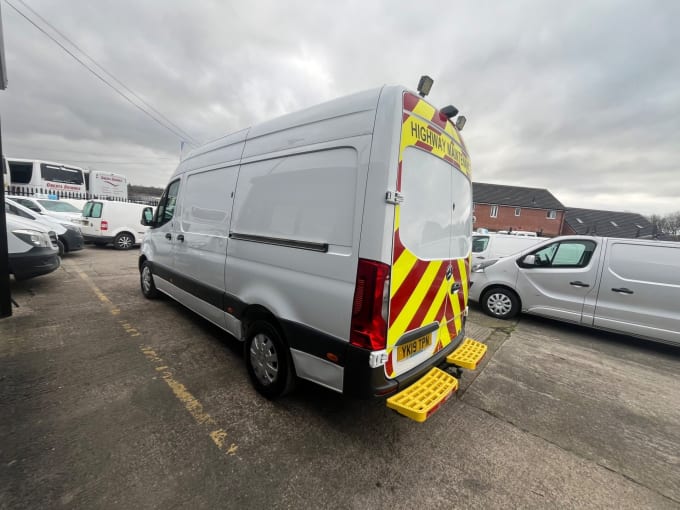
[386, 92, 471, 378]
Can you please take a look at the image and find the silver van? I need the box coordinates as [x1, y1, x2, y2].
[469, 235, 680, 345]
[139, 84, 487, 420]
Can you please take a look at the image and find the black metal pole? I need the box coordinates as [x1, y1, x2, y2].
[0, 117, 12, 318]
[1, 4, 13, 317]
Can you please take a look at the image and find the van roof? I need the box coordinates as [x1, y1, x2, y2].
[178, 86, 407, 165]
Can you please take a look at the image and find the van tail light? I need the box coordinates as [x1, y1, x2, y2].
[350, 259, 390, 351]
[101, 220, 108, 231]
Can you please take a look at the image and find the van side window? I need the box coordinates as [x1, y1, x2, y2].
[528, 240, 596, 268]
[154, 180, 180, 227]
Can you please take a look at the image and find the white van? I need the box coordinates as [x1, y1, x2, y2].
[472, 233, 547, 266]
[5, 213, 60, 280]
[469, 235, 680, 345]
[80, 200, 153, 250]
[139, 84, 487, 420]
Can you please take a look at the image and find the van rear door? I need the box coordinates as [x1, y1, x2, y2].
[386, 93, 472, 379]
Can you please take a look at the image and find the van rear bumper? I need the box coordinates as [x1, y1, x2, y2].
[9, 248, 60, 280]
[343, 327, 466, 399]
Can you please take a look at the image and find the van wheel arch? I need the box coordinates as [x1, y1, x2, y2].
[240, 306, 284, 342]
[480, 285, 521, 320]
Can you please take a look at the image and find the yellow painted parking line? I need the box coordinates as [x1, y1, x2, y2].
[68, 263, 237, 456]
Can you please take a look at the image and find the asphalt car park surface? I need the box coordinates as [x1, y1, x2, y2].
[1, 247, 679, 509]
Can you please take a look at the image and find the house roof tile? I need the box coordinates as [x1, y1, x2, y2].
[473, 182, 564, 210]
[564, 208, 654, 238]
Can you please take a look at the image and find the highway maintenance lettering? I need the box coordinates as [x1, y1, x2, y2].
[409, 120, 470, 169]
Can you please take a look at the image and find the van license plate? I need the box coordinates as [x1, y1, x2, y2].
[397, 334, 432, 362]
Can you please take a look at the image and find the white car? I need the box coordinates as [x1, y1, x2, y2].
[7, 195, 82, 223]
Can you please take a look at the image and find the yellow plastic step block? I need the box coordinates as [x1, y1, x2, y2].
[446, 338, 487, 370]
[386, 367, 458, 422]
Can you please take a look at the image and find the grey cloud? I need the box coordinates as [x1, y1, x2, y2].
[0, 0, 678, 214]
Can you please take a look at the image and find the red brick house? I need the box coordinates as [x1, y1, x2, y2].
[473, 183, 566, 237]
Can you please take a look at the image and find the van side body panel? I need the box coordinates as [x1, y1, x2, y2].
[592, 239, 680, 344]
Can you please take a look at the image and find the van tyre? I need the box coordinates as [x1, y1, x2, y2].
[57, 240, 65, 256]
[140, 261, 160, 299]
[481, 286, 520, 319]
[114, 232, 135, 250]
[245, 320, 295, 399]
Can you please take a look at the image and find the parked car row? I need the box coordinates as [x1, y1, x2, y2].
[5, 197, 83, 255]
[4, 195, 154, 280]
[469, 235, 680, 346]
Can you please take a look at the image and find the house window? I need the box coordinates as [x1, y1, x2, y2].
[610, 221, 618, 227]
[490, 205, 498, 218]
[547, 210, 557, 219]
[514, 207, 521, 216]
[576, 218, 583, 224]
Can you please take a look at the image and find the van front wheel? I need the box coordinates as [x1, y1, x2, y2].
[114, 232, 135, 250]
[481, 287, 520, 319]
[245, 320, 295, 399]
[140, 261, 160, 299]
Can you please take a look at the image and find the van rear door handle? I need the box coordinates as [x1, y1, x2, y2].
[177, 234, 184, 242]
[165, 233, 172, 240]
[612, 287, 634, 294]
[569, 281, 590, 287]
[450, 282, 461, 293]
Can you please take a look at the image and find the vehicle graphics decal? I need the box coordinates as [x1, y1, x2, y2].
[386, 92, 471, 378]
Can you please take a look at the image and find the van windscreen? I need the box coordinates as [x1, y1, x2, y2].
[38, 200, 81, 213]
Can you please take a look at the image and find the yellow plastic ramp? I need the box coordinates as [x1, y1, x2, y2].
[446, 338, 487, 370]
[386, 367, 458, 422]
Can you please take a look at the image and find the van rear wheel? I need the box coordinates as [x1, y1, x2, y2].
[481, 287, 520, 319]
[114, 232, 135, 250]
[245, 320, 295, 399]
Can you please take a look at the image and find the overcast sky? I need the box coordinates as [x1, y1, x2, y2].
[1, 0, 678, 215]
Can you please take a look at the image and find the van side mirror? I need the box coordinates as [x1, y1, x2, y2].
[522, 255, 537, 266]
[141, 208, 154, 226]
